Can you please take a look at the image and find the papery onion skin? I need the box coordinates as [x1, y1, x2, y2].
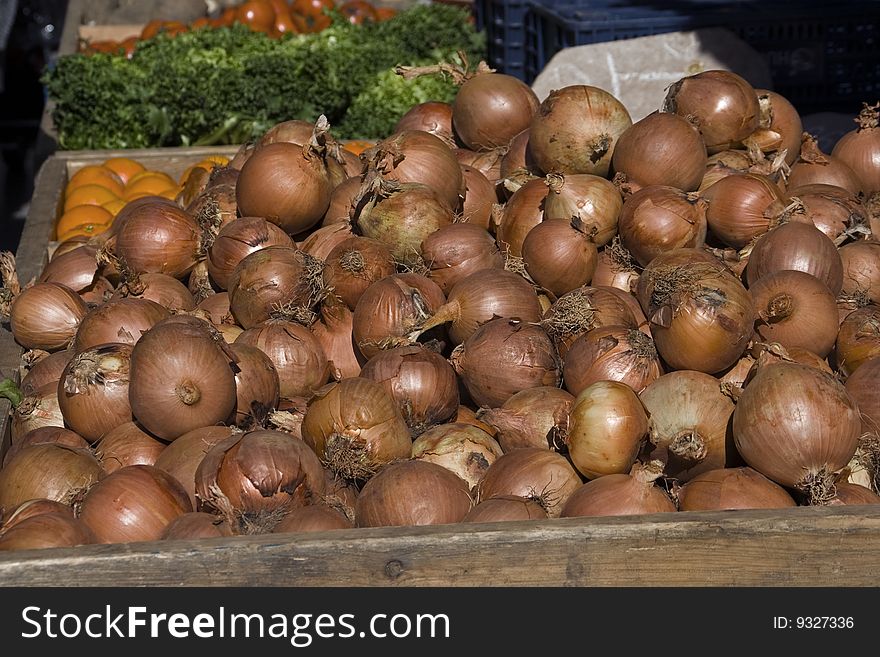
[160, 512, 235, 539]
[73, 297, 170, 353]
[702, 173, 785, 249]
[355, 460, 473, 528]
[113, 272, 196, 312]
[477, 386, 573, 452]
[460, 165, 497, 230]
[228, 342, 281, 429]
[474, 447, 582, 518]
[541, 285, 638, 358]
[561, 461, 675, 517]
[563, 326, 662, 396]
[839, 241, 880, 304]
[0, 444, 104, 510]
[11, 383, 66, 444]
[677, 466, 797, 511]
[831, 102, 880, 196]
[112, 202, 203, 279]
[495, 177, 549, 257]
[94, 421, 167, 473]
[322, 236, 397, 311]
[0, 498, 73, 532]
[20, 348, 74, 397]
[3, 426, 89, 468]
[207, 216, 295, 291]
[834, 306, 880, 376]
[10, 282, 89, 351]
[272, 504, 354, 533]
[755, 89, 803, 166]
[783, 183, 868, 243]
[452, 73, 540, 151]
[732, 362, 860, 493]
[38, 244, 102, 297]
[522, 218, 599, 297]
[78, 464, 192, 544]
[420, 222, 503, 296]
[789, 133, 864, 195]
[825, 482, 880, 506]
[311, 294, 362, 380]
[394, 101, 454, 143]
[410, 422, 503, 490]
[323, 177, 363, 226]
[299, 222, 354, 261]
[542, 173, 623, 248]
[461, 495, 549, 522]
[0, 513, 97, 551]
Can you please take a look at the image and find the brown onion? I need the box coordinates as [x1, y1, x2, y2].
[0, 444, 103, 510]
[835, 306, 880, 376]
[563, 325, 661, 396]
[495, 176, 548, 257]
[94, 421, 166, 473]
[195, 291, 234, 326]
[20, 348, 74, 397]
[112, 272, 195, 311]
[566, 380, 649, 478]
[499, 128, 539, 179]
[153, 425, 240, 508]
[323, 236, 396, 311]
[10, 282, 88, 351]
[420, 222, 503, 295]
[79, 464, 191, 544]
[702, 173, 786, 249]
[542, 173, 622, 248]
[745, 221, 844, 295]
[394, 101, 454, 143]
[451, 318, 561, 409]
[749, 269, 839, 357]
[73, 297, 170, 353]
[351, 273, 445, 361]
[236, 319, 330, 400]
[637, 251, 755, 373]
[0, 513, 96, 551]
[663, 70, 760, 153]
[228, 245, 324, 329]
[129, 315, 237, 441]
[699, 149, 753, 191]
[461, 495, 548, 522]
[839, 241, 880, 304]
[784, 183, 868, 243]
[38, 244, 107, 302]
[460, 165, 497, 230]
[360, 345, 459, 434]
[3, 426, 89, 468]
[831, 102, 880, 195]
[195, 429, 325, 532]
[612, 111, 707, 191]
[640, 370, 737, 482]
[522, 218, 599, 297]
[455, 148, 504, 185]
[301, 377, 412, 483]
[541, 285, 638, 357]
[311, 294, 362, 380]
[272, 504, 354, 533]
[477, 386, 573, 452]
[298, 221, 354, 261]
[160, 511, 234, 539]
[529, 84, 632, 176]
[754, 90, 803, 166]
[825, 482, 880, 506]
[733, 362, 860, 499]
[258, 119, 316, 147]
[1, 498, 72, 532]
[561, 461, 676, 517]
[618, 186, 708, 267]
[11, 383, 66, 444]
[592, 239, 639, 293]
[207, 216, 294, 291]
[677, 466, 796, 511]
[410, 422, 503, 490]
[57, 342, 134, 442]
[788, 132, 863, 194]
[228, 342, 280, 429]
[355, 460, 472, 528]
[323, 177, 363, 226]
[474, 447, 582, 517]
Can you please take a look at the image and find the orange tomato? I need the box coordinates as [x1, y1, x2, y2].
[67, 165, 125, 196]
[63, 184, 121, 213]
[56, 204, 114, 242]
[291, 0, 334, 31]
[337, 0, 378, 24]
[102, 157, 146, 186]
[236, 0, 276, 33]
[218, 7, 237, 26]
[374, 6, 397, 20]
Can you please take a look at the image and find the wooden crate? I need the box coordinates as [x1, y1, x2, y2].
[2, 148, 880, 587]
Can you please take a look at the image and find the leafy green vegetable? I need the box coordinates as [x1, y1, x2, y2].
[42, 5, 485, 148]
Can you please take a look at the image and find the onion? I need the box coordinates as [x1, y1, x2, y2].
[639, 371, 737, 481]
[38, 244, 108, 303]
[474, 447, 582, 517]
[320, 466, 359, 521]
[236, 319, 330, 400]
[228, 342, 280, 429]
[0, 513, 96, 551]
[831, 102, 880, 195]
[185, 171, 239, 233]
[732, 362, 860, 500]
[825, 482, 880, 506]
[566, 380, 649, 478]
[451, 318, 561, 409]
[563, 325, 661, 396]
[112, 272, 195, 312]
[636, 251, 755, 373]
[236, 123, 337, 236]
[299, 221, 354, 261]
[207, 216, 295, 291]
[702, 173, 786, 249]
[195, 429, 326, 532]
[0, 444, 103, 511]
[351, 273, 445, 361]
[1, 498, 72, 532]
[420, 222, 503, 295]
[355, 460, 472, 527]
[460, 165, 497, 230]
[788, 132, 863, 194]
[752, 342, 833, 376]
[11, 383, 66, 443]
[784, 183, 869, 243]
[415, 268, 541, 347]
[311, 294, 362, 380]
[611, 111, 707, 191]
[73, 297, 170, 353]
[94, 421, 166, 473]
[561, 461, 676, 517]
[529, 84, 632, 176]
[323, 177, 363, 226]
[455, 148, 505, 186]
[129, 315, 237, 441]
[677, 466, 796, 511]
[410, 422, 503, 490]
[477, 386, 573, 452]
[20, 348, 74, 397]
[272, 504, 354, 533]
[592, 239, 639, 293]
[153, 425, 240, 508]
[228, 245, 324, 329]
[749, 269, 839, 357]
[698, 149, 752, 191]
[301, 377, 412, 483]
[360, 345, 459, 434]
[111, 201, 203, 279]
[10, 282, 88, 351]
[542, 173, 623, 247]
[745, 221, 844, 295]
[499, 128, 539, 179]
[57, 342, 134, 442]
[195, 291, 234, 326]
[323, 236, 396, 311]
[461, 495, 548, 522]
[454, 405, 499, 437]
[663, 70, 759, 153]
[3, 426, 89, 468]
[258, 119, 316, 147]
[839, 241, 880, 304]
[495, 177, 548, 257]
[754, 90, 803, 166]
[618, 186, 708, 267]
[541, 285, 638, 357]
[394, 101, 454, 143]
[835, 306, 880, 376]
[78, 464, 191, 544]
[522, 218, 599, 297]
[161, 512, 235, 539]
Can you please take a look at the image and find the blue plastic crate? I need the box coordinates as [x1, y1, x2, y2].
[474, 0, 532, 80]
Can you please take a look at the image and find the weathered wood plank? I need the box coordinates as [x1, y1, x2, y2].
[0, 506, 876, 587]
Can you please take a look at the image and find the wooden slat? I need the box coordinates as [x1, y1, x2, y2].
[0, 505, 877, 587]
